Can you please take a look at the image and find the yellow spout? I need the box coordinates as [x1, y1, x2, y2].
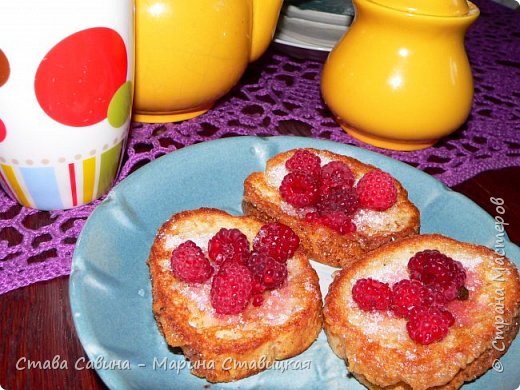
[250, 0, 283, 62]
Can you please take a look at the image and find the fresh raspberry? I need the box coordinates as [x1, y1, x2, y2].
[424, 285, 454, 307]
[352, 278, 392, 311]
[210, 262, 253, 315]
[208, 228, 250, 265]
[279, 171, 320, 207]
[408, 250, 467, 304]
[252, 294, 264, 307]
[355, 170, 397, 211]
[320, 161, 355, 192]
[304, 211, 321, 223]
[285, 149, 321, 178]
[441, 309, 455, 327]
[247, 252, 288, 290]
[391, 279, 432, 318]
[170, 241, 213, 283]
[320, 211, 357, 234]
[305, 210, 356, 235]
[252, 279, 267, 295]
[316, 185, 359, 216]
[253, 222, 300, 262]
[406, 306, 454, 345]
[251, 280, 266, 306]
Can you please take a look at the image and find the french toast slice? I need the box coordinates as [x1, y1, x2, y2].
[243, 148, 420, 268]
[324, 234, 520, 390]
[148, 208, 322, 383]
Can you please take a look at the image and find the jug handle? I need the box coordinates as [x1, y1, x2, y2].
[250, 0, 283, 62]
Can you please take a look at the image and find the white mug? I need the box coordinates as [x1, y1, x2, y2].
[0, 0, 134, 210]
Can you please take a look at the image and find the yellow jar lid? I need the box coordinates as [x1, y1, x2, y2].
[368, 0, 470, 16]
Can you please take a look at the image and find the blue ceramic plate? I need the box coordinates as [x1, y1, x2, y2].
[70, 136, 520, 390]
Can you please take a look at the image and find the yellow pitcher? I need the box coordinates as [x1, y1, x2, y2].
[321, 0, 479, 151]
[134, 0, 282, 123]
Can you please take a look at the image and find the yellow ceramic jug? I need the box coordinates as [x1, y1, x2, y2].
[134, 0, 282, 123]
[321, 0, 479, 151]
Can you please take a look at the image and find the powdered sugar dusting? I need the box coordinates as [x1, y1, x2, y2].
[343, 254, 410, 342]
[304, 280, 316, 292]
[351, 257, 409, 286]
[316, 153, 333, 166]
[258, 288, 297, 325]
[172, 256, 307, 328]
[452, 254, 483, 272]
[165, 233, 215, 252]
[348, 308, 407, 346]
[343, 245, 487, 346]
[164, 235, 185, 251]
[280, 201, 315, 218]
[264, 151, 401, 234]
[266, 164, 288, 188]
[405, 349, 418, 361]
[265, 151, 339, 189]
[178, 282, 212, 312]
[160, 259, 171, 271]
[353, 208, 397, 233]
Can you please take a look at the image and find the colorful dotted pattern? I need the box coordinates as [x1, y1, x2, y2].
[34, 27, 129, 127]
[0, 27, 132, 145]
[0, 49, 8, 143]
[0, 48, 9, 87]
[108, 81, 133, 128]
[0, 119, 5, 143]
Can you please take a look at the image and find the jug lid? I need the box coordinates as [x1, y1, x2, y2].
[368, 0, 470, 16]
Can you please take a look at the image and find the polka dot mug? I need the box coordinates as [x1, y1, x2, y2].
[0, 0, 134, 209]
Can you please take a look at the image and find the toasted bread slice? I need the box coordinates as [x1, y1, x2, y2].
[324, 234, 520, 390]
[243, 148, 420, 268]
[148, 208, 323, 382]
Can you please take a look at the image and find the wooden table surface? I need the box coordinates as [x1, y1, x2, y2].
[1, 161, 519, 390]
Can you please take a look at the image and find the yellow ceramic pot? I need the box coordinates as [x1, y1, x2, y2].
[134, 0, 282, 123]
[321, 0, 479, 151]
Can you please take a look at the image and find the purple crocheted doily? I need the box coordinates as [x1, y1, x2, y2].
[1, 0, 519, 294]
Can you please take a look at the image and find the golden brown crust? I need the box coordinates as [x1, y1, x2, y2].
[323, 234, 520, 390]
[242, 148, 420, 268]
[148, 208, 323, 382]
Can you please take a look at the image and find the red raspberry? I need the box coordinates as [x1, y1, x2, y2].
[320, 161, 355, 192]
[285, 149, 321, 178]
[408, 250, 467, 304]
[356, 170, 397, 211]
[406, 306, 454, 345]
[279, 171, 320, 207]
[391, 279, 432, 318]
[170, 241, 213, 283]
[253, 222, 300, 262]
[208, 228, 250, 265]
[252, 294, 264, 307]
[247, 252, 288, 290]
[316, 185, 359, 216]
[252, 279, 267, 295]
[425, 285, 459, 307]
[352, 278, 392, 311]
[251, 280, 266, 307]
[320, 211, 357, 235]
[250, 280, 266, 307]
[304, 211, 321, 223]
[441, 309, 455, 327]
[210, 262, 253, 315]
